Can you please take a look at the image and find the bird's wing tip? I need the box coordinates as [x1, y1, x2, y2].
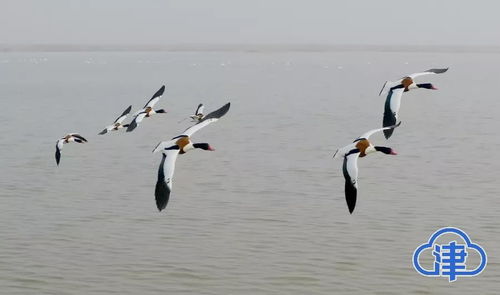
[333, 149, 339, 158]
[378, 81, 388, 96]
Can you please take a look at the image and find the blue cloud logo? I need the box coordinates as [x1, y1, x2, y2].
[413, 227, 487, 282]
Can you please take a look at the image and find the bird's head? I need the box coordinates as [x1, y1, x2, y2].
[374, 146, 397, 155]
[193, 143, 215, 151]
[417, 83, 438, 90]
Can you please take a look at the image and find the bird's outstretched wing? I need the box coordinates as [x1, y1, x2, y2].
[408, 68, 449, 79]
[182, 102, 230, 137]
[343, 150, 360, 214]
[379, 68, 448, 95]
[152, 139, 177, 153]
[55, 139, 64, 165]
[378, 80, 401, 96]
[378, 81, 391, 96]
[126, 112, 147, 132]
[155, 147, 180, 211]
[382, 87, 404, 139]
[144, 85, 165, 108]
[195, 104, 204, 116]
[114, 105, 132, 124]
[357, 122, 401, 141]
[70, 134, 88, 143]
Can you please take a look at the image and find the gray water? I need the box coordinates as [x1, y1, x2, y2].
[0, 50, 499, 294]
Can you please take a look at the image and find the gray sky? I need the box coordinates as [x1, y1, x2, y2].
[1, 0, 499, 46]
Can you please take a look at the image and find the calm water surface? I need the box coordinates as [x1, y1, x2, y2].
[0, 50, 499, 294]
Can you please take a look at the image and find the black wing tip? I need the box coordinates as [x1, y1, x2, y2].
[195, 103, 204, 115]
[383, 108, 397, 139]
[155, 181, 170, 212]
[199, 102, 231, 123]
[428, 68, 449, 74]
[333, 149, 339, 158]
[156, 85, 166, 96]
[383, 128, 393, 140]
[98, 129, 107, 135]
[114, 105, 133, 122]
[147, 85, 166, 104]
[382, 121, 400, 139]
[378, 81, 388, 96]
[345, 182, 357, 214]
[342, 156, 357, 214]
[72, 134, 88, 142]
[126, 121, 137, 132]
[217, 102, 231, 117]
[55, 151, 61, 166]
[123, 105, 133, 115]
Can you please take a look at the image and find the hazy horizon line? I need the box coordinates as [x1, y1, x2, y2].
[2, 43, 500, 53]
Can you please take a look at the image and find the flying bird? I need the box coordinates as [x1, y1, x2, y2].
[126, 85, 167, 132]
[190, 103, 205, 122]
[98, 105, 132, 135]
[55, 133, 88, 166]
[178, 103, 205, 124]
[379, 68, 448, 139]
[379, 68, 448, 95]
[333, 124, 400, 214]
[152, 102, 231, 212]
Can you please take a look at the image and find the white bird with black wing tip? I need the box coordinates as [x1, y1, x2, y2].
[55, 133, 88, 166]
[379, 68, 448, 139]
[98, 105, 132, 135]
[333, 123, 400, 214]
[152, 102, 231, 212]
[127, 85, 167, 132]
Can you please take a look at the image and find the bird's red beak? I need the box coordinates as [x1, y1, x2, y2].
[208, 146, 215, 151]
[390, 150, 398, 155]
[431, 86, 438, 90]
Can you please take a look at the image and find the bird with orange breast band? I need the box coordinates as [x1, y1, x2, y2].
[333, 123, 400, 214]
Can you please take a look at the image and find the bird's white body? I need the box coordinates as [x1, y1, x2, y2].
[389, 88, 404, 117]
